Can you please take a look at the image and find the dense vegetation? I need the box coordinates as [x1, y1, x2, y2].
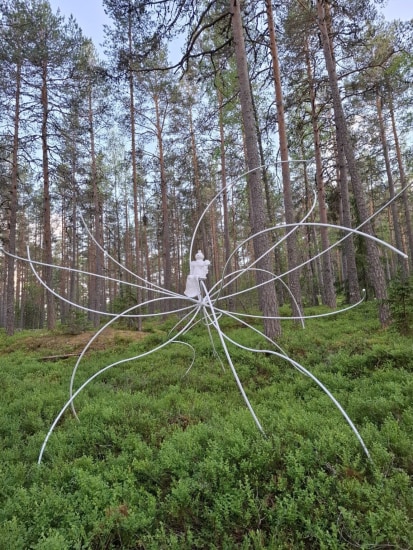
[1, 2, 412, 546]
[1, 0, 412, 335]
[1, 302, 412, 549]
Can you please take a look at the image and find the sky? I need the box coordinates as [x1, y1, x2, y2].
[49, 0, 110, 52]
[381, 0, 413, 20]
[48, 0, 413, 56]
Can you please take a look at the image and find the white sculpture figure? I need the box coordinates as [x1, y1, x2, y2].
[184, 250, 211, 298]
[5, 167, 408, 465]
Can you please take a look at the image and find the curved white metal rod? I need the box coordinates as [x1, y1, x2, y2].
[352, 179, 413, 235]
[220, 329, 371, 460]
[2, 246, 151, 295]
[206, 303, 289, 358]
[38, 305, 202, 464]
[190, 160, 314, 283]
[79, 213, 177, 297]
[210, 267, 305, 327]
[201, 304, 227, 372]
[169, 340, 197, 377]
[214, 219, 407, 300]
[26, 246, 195, 319]
[201, 293, 370, 459]
[262, 221, 407, 284]
[201, 281, 265, 434]
[212, 181, 410, 299]
[214, 289, 366, 322]
[167, 301, 205, 337]
[189, 165, 264, 263]
[213, 187, 318, 304]
[69, 298, 199, 419]
[167, 294, 226, 372]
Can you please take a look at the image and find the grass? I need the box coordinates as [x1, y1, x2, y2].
[0, 301, 412, 549]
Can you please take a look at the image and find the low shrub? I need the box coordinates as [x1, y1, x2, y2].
[0, 302, 412, 548]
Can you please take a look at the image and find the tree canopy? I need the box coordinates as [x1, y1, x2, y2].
[0, 0, 412, 334]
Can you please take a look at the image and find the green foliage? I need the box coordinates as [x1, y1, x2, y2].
[0, 303, 412, 549]
[61, 310, 92, 335]
[387, 275, 413, 335]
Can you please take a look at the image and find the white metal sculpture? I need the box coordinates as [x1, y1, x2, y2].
[1, 166, 409, 464]
[184, 250, 211, 298]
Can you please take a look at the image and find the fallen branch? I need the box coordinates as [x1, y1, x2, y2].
[41, 353, 81, 362]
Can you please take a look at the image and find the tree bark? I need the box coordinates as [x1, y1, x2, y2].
[188, 103, 209, 258]
[217, 86, 232, 284]
[154, 92, 172, 294]
[127, 13, 142, 329]
[304, 36, 336, 308]
[388, 93, 413, 274]
[316, 0, 390, 325]
[375, 91, 405, 277]
[88, 85, 105, 327]
[41, 60, 56, 330]
[5, 62, 21, 336]
[265, 0, 303, 317]
[336, 136, 361, 303]
[230, 0, 280, 339]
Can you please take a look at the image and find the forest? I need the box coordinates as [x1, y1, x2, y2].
[1, 2, 413, 548]
[0, 0, 412, 334]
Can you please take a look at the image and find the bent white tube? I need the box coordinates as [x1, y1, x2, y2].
[38, 305, 201, 464]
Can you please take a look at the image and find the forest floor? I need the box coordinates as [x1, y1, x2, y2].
[0, 327, 146, 356]
[0, 302, 412, 549]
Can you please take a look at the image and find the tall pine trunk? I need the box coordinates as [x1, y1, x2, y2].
[88, 86, 105, 327]
[336, 136, 361, 303]
[189, 103, 209, 257]
[375, 91, 405, 277]
[265, 0, 302, 317]
[217, 87, 232, 281]
[230, 0, 280, 339]
[154, 92, 171, 296]
[127, 14, 142, 329]
[316, 0, 390, 325]
[5, 62, 21, 336]
[388, 94, 413, 273]
[304, 37, 336, 308]
[41, 60, 55, 330]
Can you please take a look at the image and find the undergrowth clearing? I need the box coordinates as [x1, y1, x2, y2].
[0, 302, 412, 549]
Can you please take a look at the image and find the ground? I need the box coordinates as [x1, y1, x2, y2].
[0, 328, 145, 358]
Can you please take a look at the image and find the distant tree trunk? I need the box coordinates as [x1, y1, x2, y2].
[59, 192, 68, 325]
[217, 87, 232, 282]
[302, 152, 320, 305]
[127, 14, 142, 329]
[142, 208, 154, 313]
[5, 62, 21, 336]
[336, 137, 361, 303]
[265, 0, 302, 317]
[251, 87, 285, 305]
[375, 91, 405, 277]
[88, 86, 105, 327]
[304, 37, 336, 308]
[154, 92, 171, 294]
[188, 103, 209, 257]
[69, 194, 78, 318]
[316, 0, 390, 325]
[40, 60, 56, 330]
[388, 93, 413, 274]
[230, 0, 281, 339]
[209, 189, 220, 282]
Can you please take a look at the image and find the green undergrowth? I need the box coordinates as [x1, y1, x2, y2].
[0, 302, 412, 549]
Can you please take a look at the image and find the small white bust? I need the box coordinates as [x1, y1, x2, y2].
[184, 250, 211, 297]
